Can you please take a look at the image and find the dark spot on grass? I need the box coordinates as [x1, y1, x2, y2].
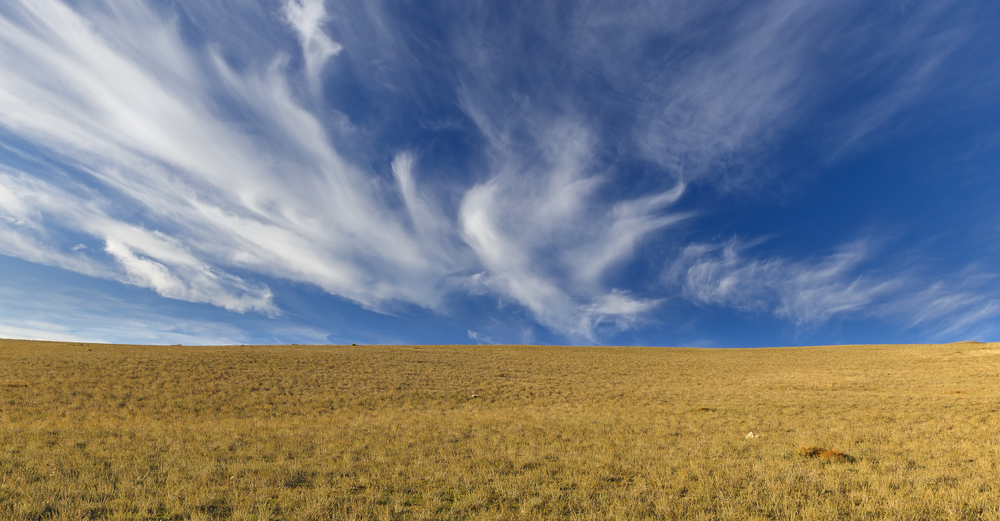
[33, 504, 59, 520]
[197, 498, 232, 517]
[798, 446, 855, 462]
[284, 471, 313, 488]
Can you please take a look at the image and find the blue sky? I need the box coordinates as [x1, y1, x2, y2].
[2, 0, 999, 346]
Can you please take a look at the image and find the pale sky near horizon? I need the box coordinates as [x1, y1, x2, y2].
[2, 0, 999, 346]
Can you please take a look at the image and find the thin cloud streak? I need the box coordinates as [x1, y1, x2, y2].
[639, 0, 818, 184]
[0, 169, 276, 312]
[670, 239, 1000, 338]
[0, 282, 257, 345]
[671, 240, 900, 324]
[282, 0, 343, 97]
[458, 122, 684, 341]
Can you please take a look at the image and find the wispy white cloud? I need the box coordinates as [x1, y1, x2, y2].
[458, 121, 682, 341]
[467, 330, 496, 345]
[638, 0, 819, 184]
[391, 151, 458, 259]
[669, 239, 1000, 338]
[0, 171, 116, 279]
[582, 289, 663, 332]
[0, 282, 252, 345]
[282, 0, 342, 96]
[624, 0, 965, 188]
[105, 237, 274, 314]
[0, 169, 276, 312]
[824, 1, 964, 156]
[671, 240, 900, 324]
[877, 272, 1000, 340]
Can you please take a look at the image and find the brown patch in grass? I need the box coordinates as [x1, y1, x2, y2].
[2, 382, 28, 388]
[798, 446, 855, 462]
[695, 407, 715, 412]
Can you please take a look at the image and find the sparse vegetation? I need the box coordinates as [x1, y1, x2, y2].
[1, 339, 998, 519]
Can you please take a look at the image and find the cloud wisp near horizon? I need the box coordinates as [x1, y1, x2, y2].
[2, 0, 999, 346]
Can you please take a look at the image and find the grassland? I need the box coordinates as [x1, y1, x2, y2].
[1, 339, 998, 520]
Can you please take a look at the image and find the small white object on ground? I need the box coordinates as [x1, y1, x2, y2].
[746, 432, 760, 439]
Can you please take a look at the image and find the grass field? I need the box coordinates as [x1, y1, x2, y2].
[1, 339, 998, 520]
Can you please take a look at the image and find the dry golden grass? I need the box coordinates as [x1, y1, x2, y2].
[1, 339, 999, 520]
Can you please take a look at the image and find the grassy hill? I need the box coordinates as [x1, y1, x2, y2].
[1, 339, 998, 519]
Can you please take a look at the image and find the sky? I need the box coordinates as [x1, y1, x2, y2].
[1, 0, 1000, 347]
